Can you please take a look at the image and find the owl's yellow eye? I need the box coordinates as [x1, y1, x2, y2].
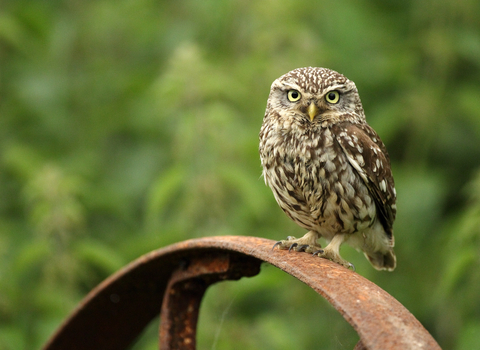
[325, 90, 340, 104]
[287, 90, 301, 102]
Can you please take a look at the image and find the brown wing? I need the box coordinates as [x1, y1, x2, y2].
[331, 122, 396, 238]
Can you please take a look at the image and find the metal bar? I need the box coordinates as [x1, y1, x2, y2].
[159, 253, 261, 349]
[42, 236, 441, 350]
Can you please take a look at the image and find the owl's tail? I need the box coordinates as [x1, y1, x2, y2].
[365, 249, 396, 271]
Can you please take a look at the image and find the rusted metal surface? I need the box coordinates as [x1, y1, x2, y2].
[159, 253, 260, 349]
[42, 236, 441, 350]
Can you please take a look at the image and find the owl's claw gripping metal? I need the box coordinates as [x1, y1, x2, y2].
[288, 243, 298, 252]
[271, 241, 283, 251]
[311, 246, 356, 271]
[274, 239, 356, 271]
[296, 244, 310, 252]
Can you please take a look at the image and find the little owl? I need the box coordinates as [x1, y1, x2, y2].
[259, 67, 396, 271]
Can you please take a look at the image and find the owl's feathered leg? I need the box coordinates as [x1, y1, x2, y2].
[313, 234, 355, 270]
[272, 230, 322, 253]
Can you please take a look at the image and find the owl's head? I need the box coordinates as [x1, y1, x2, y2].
[266, 67, 365, 125]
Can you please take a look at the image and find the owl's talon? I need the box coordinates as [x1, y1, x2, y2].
[312, 246, 356, 270]
[297, 244, 310, 252]
[312, 249, 324, 256]
[272, 241, 283, 251]
[288, 243, 298, 252]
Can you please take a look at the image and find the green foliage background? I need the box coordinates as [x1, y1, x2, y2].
[2, 0, 480, 349]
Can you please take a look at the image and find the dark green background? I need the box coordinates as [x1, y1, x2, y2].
[2, 0, 480, 349]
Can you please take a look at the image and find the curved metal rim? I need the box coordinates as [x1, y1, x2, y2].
[43, 236, 440, 350]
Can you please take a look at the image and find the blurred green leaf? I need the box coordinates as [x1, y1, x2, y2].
[75, 240, 126, 275]
[457, 321, 480, 350]
[2, 0, 480, 349]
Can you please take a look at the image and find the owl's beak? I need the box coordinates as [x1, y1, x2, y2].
[307, 103, 319, 121]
